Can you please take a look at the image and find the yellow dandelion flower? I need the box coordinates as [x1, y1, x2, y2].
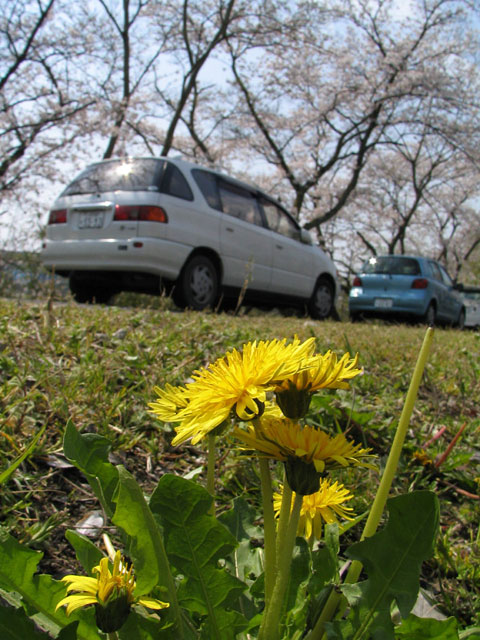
[56, 550, 168, 633]
[275, 351, 362, 419]
[233, 415, 373, 472]
[150, 337, 316, 446]
[412, 450, 433, 467]
[149, 383, 189, 422]
[233, 415, 374, 494]
[273, 479, 355, 541]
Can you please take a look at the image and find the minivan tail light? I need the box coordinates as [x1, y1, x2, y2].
[139, 206, 168, 223]
[411, 278, 428, 289]
[353, 276, 362, 287]
[114, 205, 168, 223]
[48, 209, 67, 224]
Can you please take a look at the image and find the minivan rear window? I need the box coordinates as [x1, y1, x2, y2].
[363, 257, 420, 276]
[62, 159, 162, 195]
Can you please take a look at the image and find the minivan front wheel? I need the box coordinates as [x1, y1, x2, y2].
[423, 302, 436, 326]
[176, 255, 219, 310]
[308, 277, 334, 320]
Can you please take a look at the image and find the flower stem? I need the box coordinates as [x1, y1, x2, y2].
[305, 327, 435, 640]
[259, 456, 277, 607]
[275, 481, 292, 562]
[259, 490, 303, 640]
[107, 633, 119, 640]
[207, 433, 216, 516]
[347, 326, 435, 573]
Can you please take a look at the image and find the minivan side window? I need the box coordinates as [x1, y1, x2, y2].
[218, 180, 264, 226]
[260, 198, 300, 240]
[191, 169, 222, 210]
[160, 163, 194, 201]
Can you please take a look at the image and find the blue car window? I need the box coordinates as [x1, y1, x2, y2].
[429, 262, 443, 282]
[363, 257, 420, 275]
[438, 265, 454, 287]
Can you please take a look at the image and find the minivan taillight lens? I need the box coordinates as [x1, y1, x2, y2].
[114, 205, 168, 223]
[48, 209, 67, 224]
[353, 276, 362, 287]
[411, 278, 428, 289]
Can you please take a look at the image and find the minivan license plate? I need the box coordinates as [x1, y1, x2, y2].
[374, 298, 393, 309]
[78, 212, 104, 229]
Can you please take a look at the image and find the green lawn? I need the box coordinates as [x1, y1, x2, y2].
[1, 297, 479, 628]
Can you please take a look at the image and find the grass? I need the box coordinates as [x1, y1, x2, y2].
[0, 295, 479, 627]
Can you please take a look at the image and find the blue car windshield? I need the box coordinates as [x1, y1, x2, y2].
[362, 257, 421, 276]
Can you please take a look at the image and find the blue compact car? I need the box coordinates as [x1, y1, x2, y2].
[348, 255, 465, 327]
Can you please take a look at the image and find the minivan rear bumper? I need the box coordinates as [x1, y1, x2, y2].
[41, 237, 191, 281]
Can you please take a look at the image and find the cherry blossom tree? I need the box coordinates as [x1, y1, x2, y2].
[220, 0, 479, 234]
[135, 0, 289, 164]
[91, 0, 174, 159]
[0, 0, 94, 195]
[338, 145, 478, 274]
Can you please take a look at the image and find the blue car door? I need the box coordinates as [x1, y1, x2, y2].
[427, 261, 459, 323]
[438, 264, 462, 322]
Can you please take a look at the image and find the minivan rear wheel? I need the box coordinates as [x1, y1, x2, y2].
[176, 255, 219, 310]
[69, 275, 112, 304]
[308, 277, 334, 320]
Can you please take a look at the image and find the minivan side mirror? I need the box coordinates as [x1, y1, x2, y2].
[300, 228, 313, 245]
[454, 282, 464, 291]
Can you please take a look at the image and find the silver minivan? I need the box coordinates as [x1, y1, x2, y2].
[41, 156, 338, 318]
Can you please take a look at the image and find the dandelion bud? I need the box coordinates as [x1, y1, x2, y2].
[95, 591, 131, 633]
[275, 387, 312, 419]
[284, 457, 324, 496]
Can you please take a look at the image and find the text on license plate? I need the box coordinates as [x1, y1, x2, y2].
[374, 298, 393, 309]
[78, 212, 104, 229]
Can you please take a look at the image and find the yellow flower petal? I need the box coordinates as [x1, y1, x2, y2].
[275, 351, 362, 395]
[56, 594, 98, 615]
[138, 596, 170, 610]
[61, 575, 98, 595]
[295, 448, 308, 457]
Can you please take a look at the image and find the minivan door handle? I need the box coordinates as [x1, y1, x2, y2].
[225, 226, 234, 232]
[275, 244, 284, 250]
